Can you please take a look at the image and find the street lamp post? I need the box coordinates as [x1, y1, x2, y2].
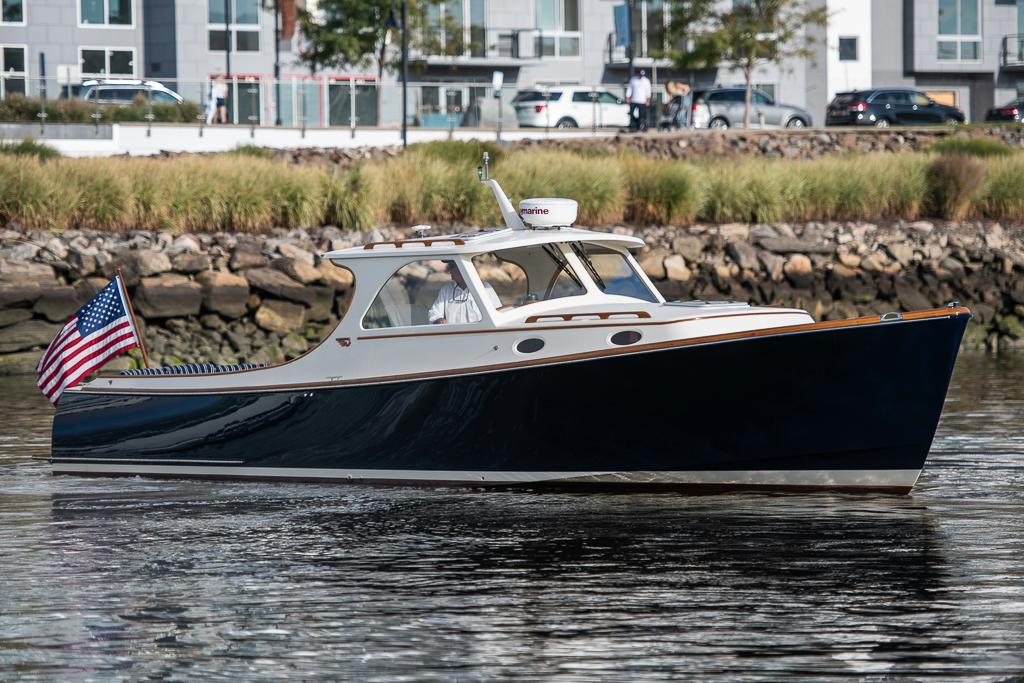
[274, 0, 282, 125]
[401, 0, 408, 147]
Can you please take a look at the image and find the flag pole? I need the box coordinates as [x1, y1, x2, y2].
[117, 269, 151, 369]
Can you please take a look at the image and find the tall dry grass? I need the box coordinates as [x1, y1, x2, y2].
[2, 146, 1023, 233]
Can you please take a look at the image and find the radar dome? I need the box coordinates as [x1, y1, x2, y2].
[518, 198, 578, 229]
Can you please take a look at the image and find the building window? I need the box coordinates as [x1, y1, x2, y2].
[534, 0, 580, 57]
[937, 0, 980, 61]
[423, 0, 486, 58]
[208, 0, 260, 53]
[80, 0, 132, 25]
[838, 36, 857, 61]
[1, 45, 26, 97]
[755, 83, 776, 101]
[2, 0, 24, 24]
[80, 48, 135, 76]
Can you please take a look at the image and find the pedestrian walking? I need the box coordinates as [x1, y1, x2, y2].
[626, 69, 652, 132]
[212, 77, 229, 124]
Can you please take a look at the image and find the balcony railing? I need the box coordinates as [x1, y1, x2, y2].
[606, 30, 670, 64]
[1001, 34, 1024, 68]
[415, 27, 579, 62]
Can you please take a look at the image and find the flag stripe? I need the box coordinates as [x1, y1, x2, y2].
[44, 334, 137, 402]
[39, 320, 133, 393]
[36, 320, 78, 373]
[41, 328, 136, 399]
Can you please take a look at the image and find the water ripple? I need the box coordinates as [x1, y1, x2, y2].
[0, 353, 1022, 680]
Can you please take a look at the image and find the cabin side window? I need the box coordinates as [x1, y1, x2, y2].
[363, 259, 489, 329]
[571, 243, 659, 303]
[470, 245, 585, 310]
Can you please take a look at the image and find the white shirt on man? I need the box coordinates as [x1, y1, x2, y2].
[428, 282, 500, 324]
[626, 75, 652, 104]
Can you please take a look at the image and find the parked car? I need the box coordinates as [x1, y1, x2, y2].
[985, 98, 1023, 123]
[826, 89, 965, 127]
[690, 87, 812, 129]
[77, 79, 184, 105]
[514, 87, 630, 129]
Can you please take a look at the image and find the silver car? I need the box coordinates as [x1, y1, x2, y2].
[692, 87, 812, 129]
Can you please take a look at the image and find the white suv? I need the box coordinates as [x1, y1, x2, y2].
[514, 87, 630, 129]
[77, 79, 184, 105]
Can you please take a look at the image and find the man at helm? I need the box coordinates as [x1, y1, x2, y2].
[429, 261, 482, 324]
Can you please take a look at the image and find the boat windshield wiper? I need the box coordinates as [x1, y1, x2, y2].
[570, 242, 606, 290]
[542, 243, 584, 289]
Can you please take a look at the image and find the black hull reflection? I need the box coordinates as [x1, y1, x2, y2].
[51, 315, 969, 492]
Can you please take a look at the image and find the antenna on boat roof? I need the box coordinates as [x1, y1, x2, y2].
[477, 151, 525, 231]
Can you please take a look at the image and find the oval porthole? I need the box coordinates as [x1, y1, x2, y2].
[515, 338, 545, 354]
[610, 330, 642, 346]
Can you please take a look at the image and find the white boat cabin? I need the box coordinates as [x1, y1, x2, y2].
[80, 157, 812, 393]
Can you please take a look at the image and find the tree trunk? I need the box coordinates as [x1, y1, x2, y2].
[743, 61, 753, 129]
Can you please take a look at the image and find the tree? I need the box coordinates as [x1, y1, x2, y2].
[296, 0, 434, 125]
[666, 0, 828, 128]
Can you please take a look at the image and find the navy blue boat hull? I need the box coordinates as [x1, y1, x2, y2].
[50, 313, 969, 492]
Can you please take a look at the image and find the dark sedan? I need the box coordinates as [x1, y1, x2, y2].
[827, 89, 965, 127]
[985, 99, 1023, 122]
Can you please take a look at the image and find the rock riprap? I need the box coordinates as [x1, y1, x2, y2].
[0, 219, 1021, 375]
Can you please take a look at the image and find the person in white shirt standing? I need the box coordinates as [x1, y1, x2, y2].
[626, 69, 652, 132]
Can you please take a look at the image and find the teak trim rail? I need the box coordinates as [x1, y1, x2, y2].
[363, 238, 467, 250]
[525, 311, 652, 323]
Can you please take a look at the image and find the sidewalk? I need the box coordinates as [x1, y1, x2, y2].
[3, 122, 618, 157]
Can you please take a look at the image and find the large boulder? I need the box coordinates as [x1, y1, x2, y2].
[638, 248, 668, 280]
[317, 262, 354, 291]
[0, 350, 42, 376]
[726, 240, 760, 271]
[278, 243, 316, 266]
[0, 308, 33, 328]
[172, 252, 211, 274]
[783, 254, 814, 288]
[244, 268, 315, 306]
[0, 319, 64, 353]
[255, 299, 306, 334]
[758, 237, 835, 255]
[230, 247, 269, 271]
[0, 284, 43, 308]
[272, 257, 320, 285]
[134, 273, 202, 318]
[33, 287, 85, 323]
[0, 259, 56, 285]
[133, 250, 173, 277]
[196, 271, 250, 319]
[306, 286, 335, 322]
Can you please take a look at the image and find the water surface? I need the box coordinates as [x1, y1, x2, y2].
[1, 354, 1022, 680]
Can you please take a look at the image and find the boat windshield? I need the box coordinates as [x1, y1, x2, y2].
[471, 244, 586, 310]
[570, 242, 659, 303]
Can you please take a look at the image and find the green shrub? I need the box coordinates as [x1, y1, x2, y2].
[0, 94, 202, 124]
[927, 153, 987, 219]
[976, 155, 1024, 220]
[409, 139, 504, 165]
[323, 169, 371, 230]
[499, 150, 624, 224]
[929, 136, 1013, 158]
[363, 153, 490, 225]
[229, 144, 275, 159]
[622, 157, 703, 224]
[0, 136, 61, 160]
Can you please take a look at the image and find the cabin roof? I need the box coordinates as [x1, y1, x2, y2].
[322, 227, 645, 261]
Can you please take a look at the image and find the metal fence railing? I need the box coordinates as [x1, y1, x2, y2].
[0, 76, 681, 136]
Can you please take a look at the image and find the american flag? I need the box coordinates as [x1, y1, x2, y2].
[36, 276, 140, 405]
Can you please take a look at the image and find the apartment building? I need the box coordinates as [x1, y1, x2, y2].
[1, 0, 1022, 126]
